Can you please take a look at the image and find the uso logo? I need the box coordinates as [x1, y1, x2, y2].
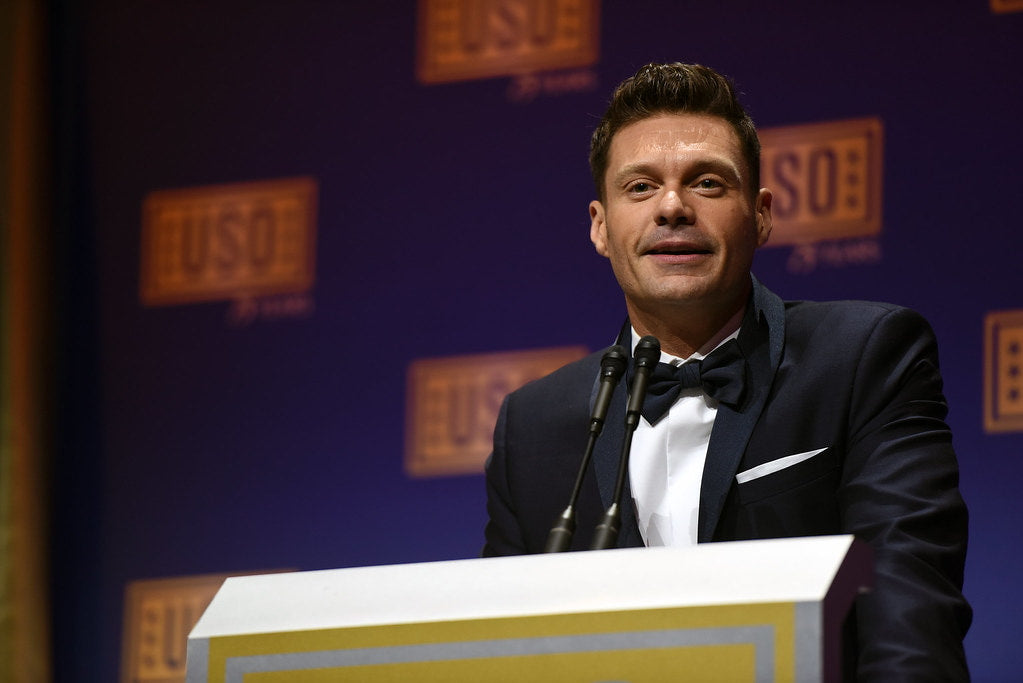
[405, 346, 587, 476]
[985, 310, 1023, 433]
[140, 178, 317, 306]
[121, 575, 228, 683]
[760, 118, 883, 246]
[991, 0, 1023, 13]
[417, 0, 600, 84]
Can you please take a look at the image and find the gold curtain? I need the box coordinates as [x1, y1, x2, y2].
[0, 0, 52, 680]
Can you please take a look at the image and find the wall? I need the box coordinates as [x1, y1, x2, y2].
[50, 1, 1023, 680]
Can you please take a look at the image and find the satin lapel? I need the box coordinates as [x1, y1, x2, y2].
[697, 278, 786, 542]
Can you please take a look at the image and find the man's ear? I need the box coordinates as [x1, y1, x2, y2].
[590, 200, 609, 257]
[754, 188, 773, 247]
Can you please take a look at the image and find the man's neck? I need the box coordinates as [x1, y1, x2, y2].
[628, 297, 748, 359]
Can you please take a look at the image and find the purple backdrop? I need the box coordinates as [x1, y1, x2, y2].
[50, 1, 1023, 680]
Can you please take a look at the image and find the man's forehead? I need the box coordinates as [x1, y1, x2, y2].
[611, 113, 741, 156]
[604, 113, 746, 183]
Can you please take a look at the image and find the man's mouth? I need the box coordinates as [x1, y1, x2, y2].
[646, 243, 712, 256]
[648, 247, 711, 255]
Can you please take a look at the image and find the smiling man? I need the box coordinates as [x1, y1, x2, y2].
[589, 111, 771, 359]
[483, 63, 971, 680]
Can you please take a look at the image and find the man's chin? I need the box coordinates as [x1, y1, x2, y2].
[626, 280, 749, 315]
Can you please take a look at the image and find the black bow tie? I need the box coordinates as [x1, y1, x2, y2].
[638, 338, 748, 424]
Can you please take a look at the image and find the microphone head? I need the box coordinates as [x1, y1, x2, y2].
[600, 345, 628, 381]
[633, 335, 661, 370]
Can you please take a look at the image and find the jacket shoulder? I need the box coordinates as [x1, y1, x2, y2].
[782, 299, 936, 338]
[506, 347, 606, 403]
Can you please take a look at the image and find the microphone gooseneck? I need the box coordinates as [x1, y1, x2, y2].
[543, 345, 628, 553]
[590, 335, 660, 551]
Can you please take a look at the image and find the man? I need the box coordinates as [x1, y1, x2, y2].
[483, 63, 971, 679]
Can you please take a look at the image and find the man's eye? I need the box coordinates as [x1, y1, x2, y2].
[628, 182, 651, 193]
[697, 178, 722, 189]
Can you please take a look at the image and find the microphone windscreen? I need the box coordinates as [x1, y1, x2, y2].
[633, 335, 661, 369]
[600, 344, 628, 381]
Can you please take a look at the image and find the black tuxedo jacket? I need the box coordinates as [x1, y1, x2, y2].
[484, 277, 971, 681]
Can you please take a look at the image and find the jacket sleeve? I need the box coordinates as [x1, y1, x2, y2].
[482, 394, 528, 557]
[840, 306, 971, 681]
[481, 352, 602, 556]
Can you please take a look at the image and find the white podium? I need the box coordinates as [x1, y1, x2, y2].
[187, 535, 871, 682]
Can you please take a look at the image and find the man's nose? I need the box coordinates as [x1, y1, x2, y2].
[654, 189, 694, 227]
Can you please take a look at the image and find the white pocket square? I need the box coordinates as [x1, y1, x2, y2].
[735, 447, 829, 484]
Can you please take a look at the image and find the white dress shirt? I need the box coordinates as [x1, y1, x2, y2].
[628, 321, 741, 547]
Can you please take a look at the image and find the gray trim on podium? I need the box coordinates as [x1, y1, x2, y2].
[224, 626, 775, 682]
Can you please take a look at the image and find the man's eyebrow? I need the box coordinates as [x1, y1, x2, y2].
[605, 162, 671, 188]
[611, 162, 658, 186]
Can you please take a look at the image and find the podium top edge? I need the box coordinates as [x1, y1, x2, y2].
[190, 535, 870, 640]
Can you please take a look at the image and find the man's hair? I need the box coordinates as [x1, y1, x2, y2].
[589, 62, 761, 199]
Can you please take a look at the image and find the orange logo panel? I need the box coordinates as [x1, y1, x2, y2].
[985, 310, 1023, 432]
[417, 0, 600, 84]
[121, 574, 224, 682]
[406, 346, 588, 476]
[140, 177, 317, 306]
[991, 0, 1023, 13]
[760, 118, 883, 246]
[121, 571, 292, 683]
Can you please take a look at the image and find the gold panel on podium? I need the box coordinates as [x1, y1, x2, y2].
[204, 603, 791, 682]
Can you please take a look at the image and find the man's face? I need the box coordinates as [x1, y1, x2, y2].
[589, 113, 772, 321]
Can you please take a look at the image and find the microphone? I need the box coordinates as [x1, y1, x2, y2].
[590, 335, 660, 550]
[543, 345, 628, 553]
[590, 344, 629, 436]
